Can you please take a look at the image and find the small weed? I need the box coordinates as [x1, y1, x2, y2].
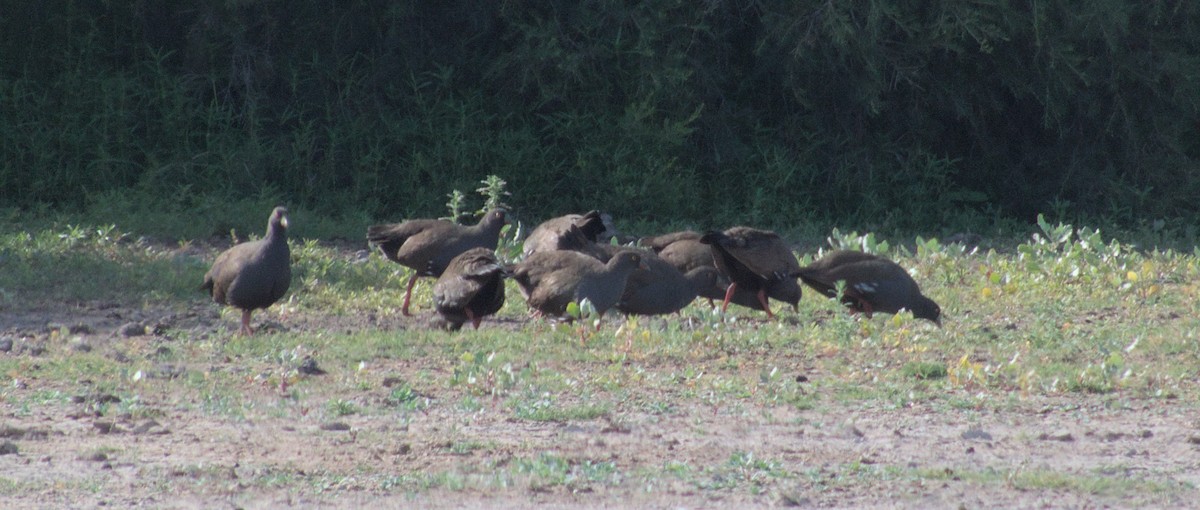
[326, 399, 359, 417]
[902, 361, 948, 380]
[511, 392, 610, 422]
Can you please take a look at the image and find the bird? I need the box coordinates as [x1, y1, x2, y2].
[650, 232, 799, 312]
[366, 210, 507, 316]
[432, 247, 506, 331]
[792, 250, 942, 324]
[699, 227, 802, 319]
[202, 206, 292, 335]
[552, 223, 626, 262]
[617, 255, 720, 316]
[639, 230, 702, 253]
[510, 250, 645, 322]
[523, 210, 608, 257]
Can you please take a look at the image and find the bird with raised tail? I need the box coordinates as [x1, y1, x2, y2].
[366, 210, 507, 316]
[699, 227, 802, 318]
[523, 210, 608, 257]
[792, 250, 941, 325]
[432, 247, 507, 331]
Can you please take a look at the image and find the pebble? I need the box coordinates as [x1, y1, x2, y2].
[119, 322, 146, 337]
[961, 428, 993, 441]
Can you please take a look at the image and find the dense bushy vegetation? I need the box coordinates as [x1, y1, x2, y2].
[2, 1, 1198, 236]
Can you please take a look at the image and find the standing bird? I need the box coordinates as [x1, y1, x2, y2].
[792, 250, 941, 325]
[700, 227, 802, 319]
[510, 250, 645, 322]
[366, 210, 507, 316]
[432, 247, 506, 331]
[523, 210, 608, 257]
[651, 232, 800, 312]
[202, 206, 292, 335]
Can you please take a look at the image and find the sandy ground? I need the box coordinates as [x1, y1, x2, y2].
[1, 300, 1198, 509]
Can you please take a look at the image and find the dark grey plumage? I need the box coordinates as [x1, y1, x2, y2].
[793, 250, 941, 324]
[366, 210, 507, 315]
[523, 210, 608, 257]
[433, 247, 506, 331]
[653, 234, 798, 312]
[511, 250, 644, 321]
[202, 206, 292, 335]
[698, 227, 802, 318]
[617, 254, 720, 316]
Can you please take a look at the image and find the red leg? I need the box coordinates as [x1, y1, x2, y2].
[401, 272, 418, 316]
[756, 288, 774, 319]
[240, 309, 255, 335]
[721, 283, 738, 313]
[466, 308, 481, 329]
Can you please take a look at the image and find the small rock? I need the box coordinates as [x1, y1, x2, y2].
[152, 363, 186, 379]
[19, 341, 47, 356]
[119, 322, 146, 337]
[320, 422, 351, 432]
[298, 356, 325, 375]
[779, 492, 811, 507]
[0, 441, 18, 455]
[961, 428, 993, 441]
[846, 425, 865, 439]
[1186, 436, 1200, 445]
[1038, 431, 1074, 442]
[0, 337, 13, 352]
[133, 420, 168, 435]
[1140, 430, 1153, 438]
[94, 393, 121, 404]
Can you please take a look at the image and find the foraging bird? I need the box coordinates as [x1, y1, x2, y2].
[552, 222, 626, 262]
[792, 250, 942, 325]
[432, 247, 506, 331]
[699, 227, 802, 318]
[366, 210, 507, 316]
[639, 230, 702, 253]
[617, 255, 720, 316]
[652, 233, 800, 312]
[523, 210, 608, 257]
[510, 250, 645, 322]
[202, 206, 292, 335]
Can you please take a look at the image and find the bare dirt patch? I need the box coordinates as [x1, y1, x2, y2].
[1, 300, 1197, 509]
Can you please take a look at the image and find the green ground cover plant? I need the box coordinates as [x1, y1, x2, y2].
[1, 203, 1196, 506]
